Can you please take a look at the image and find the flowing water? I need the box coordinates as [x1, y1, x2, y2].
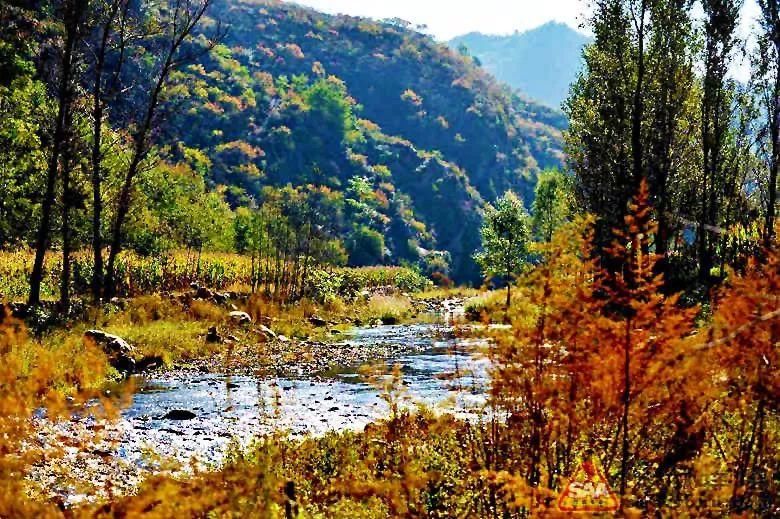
[113, 323, 489, 467]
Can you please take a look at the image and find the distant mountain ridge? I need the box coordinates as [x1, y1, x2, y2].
[450, 22, 591, 108]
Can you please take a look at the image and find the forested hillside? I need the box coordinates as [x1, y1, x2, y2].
[451, 22, 590, 108]
[0, 0, 565, 285]
[158, 0, 567, 280]
[0, 0, 778, 516]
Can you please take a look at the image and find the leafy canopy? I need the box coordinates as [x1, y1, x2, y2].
[474, 191, 532, 283]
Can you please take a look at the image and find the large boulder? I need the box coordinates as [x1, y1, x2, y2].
[196, 286, 215, 300]
[84, 330, 136, 374]
[136, 355, 164, 372]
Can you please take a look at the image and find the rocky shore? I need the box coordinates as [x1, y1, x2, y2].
[26, 297, 476, 506]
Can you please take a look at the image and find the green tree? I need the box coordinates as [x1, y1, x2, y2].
[347, 225, 385, 267]
[645, 0, 698, 260]
[531, 169, 576, 242]
[754, 0, 780, 245]
[698, 0, 741, 283]
[28, 0, 90, 306]
[0, 45, 49, 247]
[565, 0, 636, 251]
[103, 0, 217, 299]
[474, 191, 531, 309]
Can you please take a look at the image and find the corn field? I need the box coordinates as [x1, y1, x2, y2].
[0, 249, 430, 301]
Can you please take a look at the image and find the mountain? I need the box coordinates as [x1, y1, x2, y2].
[450, 22, 591, 109]
[2, 0, 566, 283]
[136, 0, 567, 281]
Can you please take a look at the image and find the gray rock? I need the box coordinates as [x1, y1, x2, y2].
[109, 297, 126, 309]
[196, 286, 214, 300]
[137, 355, 164, 372]
[229, 311, 252, 324]
[258, 324, 277, 340]
[85, 330, 134, 356]
[84, 330, 136, 374]
[308, 316, 328, 327]
[162, 409, 197, 420]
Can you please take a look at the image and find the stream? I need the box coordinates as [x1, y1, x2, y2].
[32, 320, 490, 503]
[118, 323, 488, 465]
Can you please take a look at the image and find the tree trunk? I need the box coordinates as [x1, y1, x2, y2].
[766, 76, 779, 246]
[104, 147, 145, 298]
[29, 0, 81, 306]
[630, 0, 647, 191]
[104, 49, 168, 298]
[89, 4, 121, 303]
[59, 114, 75, 311]
[103, 0, 213, 298]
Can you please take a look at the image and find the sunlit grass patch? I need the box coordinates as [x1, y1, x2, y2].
[463, 290, 506, 321]
[416, 286, 481, 300]
[363, 294, 413, 325]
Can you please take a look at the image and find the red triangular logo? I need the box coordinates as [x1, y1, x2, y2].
[557, 458, 620, 512]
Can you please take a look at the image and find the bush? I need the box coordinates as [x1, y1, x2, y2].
[347, 226, 385, 267]
[308, 266, 432, 302]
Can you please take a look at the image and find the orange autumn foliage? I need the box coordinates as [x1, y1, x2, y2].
[0, 184, 775, 517]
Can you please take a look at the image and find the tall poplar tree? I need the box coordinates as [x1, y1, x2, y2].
[754, 0, 780, 245]
[698, 0, 741, 283]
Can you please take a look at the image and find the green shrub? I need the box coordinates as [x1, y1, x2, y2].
[308, 266, 432, 302]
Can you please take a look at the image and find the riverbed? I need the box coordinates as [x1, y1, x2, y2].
[31, 321, 489, 504]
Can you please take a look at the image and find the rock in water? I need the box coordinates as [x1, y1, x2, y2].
[229, 311, 252, 324]
[162, 409, 197, 420]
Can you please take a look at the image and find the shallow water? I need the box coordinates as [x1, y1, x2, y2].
[116, 323, 489, 466]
